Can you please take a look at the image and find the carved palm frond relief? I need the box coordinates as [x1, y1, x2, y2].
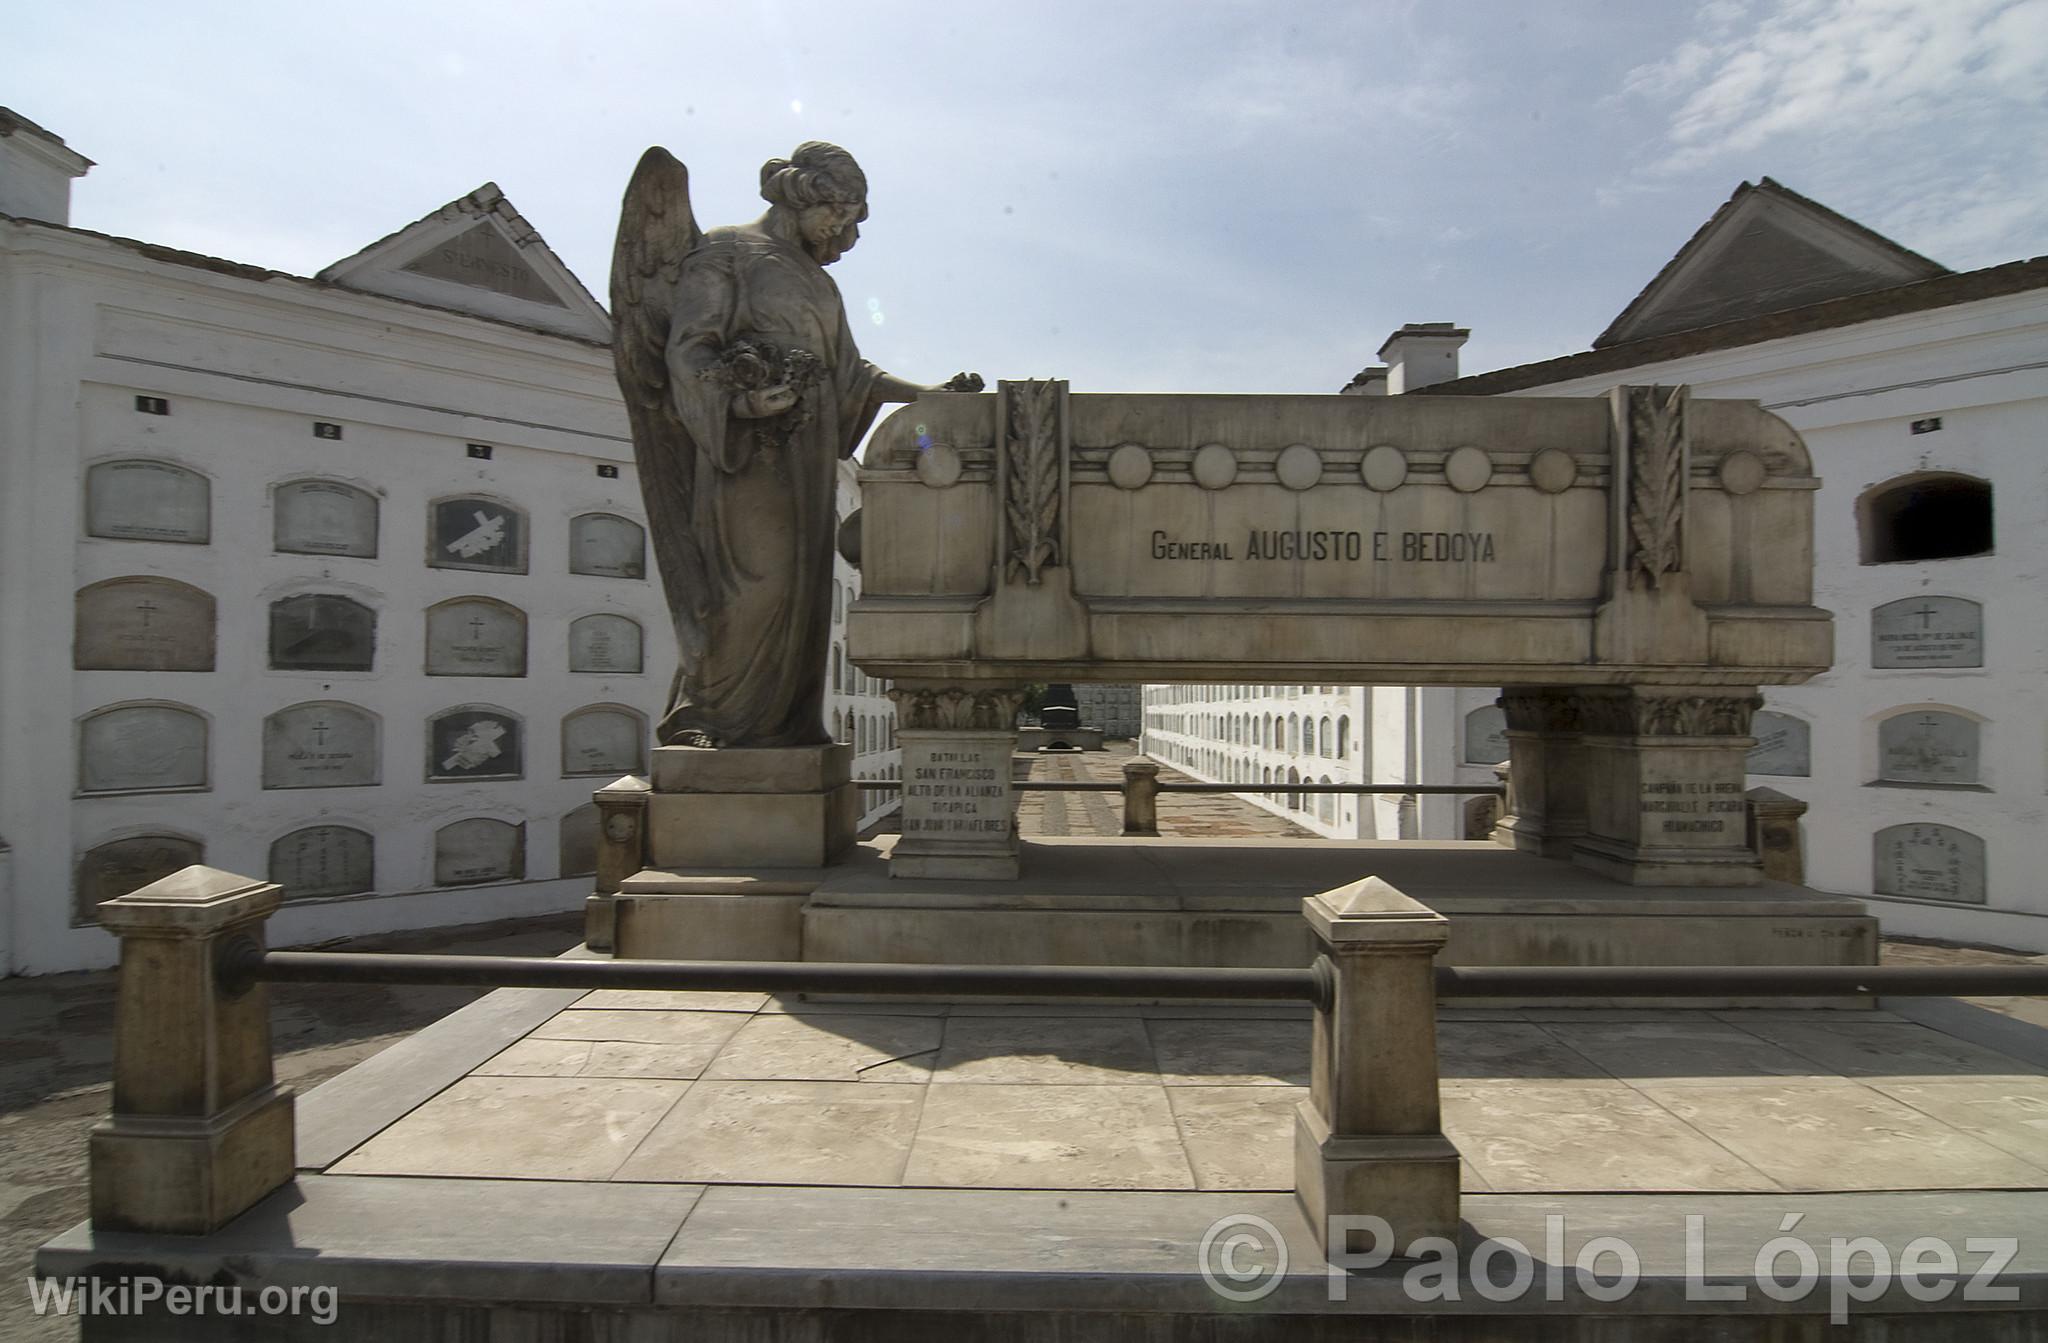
[1003, 380, 1062, 586]
[1627, 384, 1688, 589]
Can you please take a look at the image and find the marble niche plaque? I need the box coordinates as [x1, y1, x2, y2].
[1462, 704, 1510, 765]
[263, 702, 379, 789]
[1747, 710, 1812, 777]
[274, 479, 379, 557]
[425, 599, 526, 677]
[1874, 823, 1986, 904]
[559, 804, 599, 878]
[568, 513, 646, 578]
[428, 706, 523, 780]
[430, 497, 526, 573]
[85, 459, 209, 543]
[74, 577, 215, 671]
[1877, 710, 1979, 786]
[74, 834, 203, 925]
[78, 704, 207, 794]
[435, 818, 525, 886]
[269, 825, 374, 899]
[568, 613, 643, 674]
[561, 707, 646, 776]
[270, 594, 376, 672]
[1871, 597, 1983, 669]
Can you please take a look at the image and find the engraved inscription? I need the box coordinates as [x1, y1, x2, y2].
[275, 479, 378, 557]
[1637, 778, 1747, 835]
[269, 825, 374, 899]
[902, 743, 1012, 837]
[1874, 823, 1986, 904]
[1871, 597, 1983, 669]
[74, 577, 215, 671]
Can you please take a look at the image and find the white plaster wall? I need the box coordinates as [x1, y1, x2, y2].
[829, 460, 901, 830]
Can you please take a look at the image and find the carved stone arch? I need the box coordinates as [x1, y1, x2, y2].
[77, 701, 209, 794]
[75, 576, 216, 671]
[433, 817, 525, 886]
[1873, 704, 1983, 787]
[273, 477, 380, 557]
[568, 612, 645, 674]
[84, 458, 210, 544]
[268, 824, 375, 899]
[562, 703, 649, 777]
[425, 597, 527, 677]
[568, 511, 648, 578]
[262, 700, 381, 788]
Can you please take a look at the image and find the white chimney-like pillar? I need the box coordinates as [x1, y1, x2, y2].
[0, 109, 93, 226]
[1340, 367, 1390, 396]
[1378, 323, 1469, 395]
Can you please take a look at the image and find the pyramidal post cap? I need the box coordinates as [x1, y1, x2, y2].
[1302, 875, 1448, 945]
[95, 865, 282, 937]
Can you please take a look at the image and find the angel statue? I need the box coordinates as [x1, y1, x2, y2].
[612, 142, 978, 748]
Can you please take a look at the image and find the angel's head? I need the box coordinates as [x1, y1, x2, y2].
[760, 141, 869, 265]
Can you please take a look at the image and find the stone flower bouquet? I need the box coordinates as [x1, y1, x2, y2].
[704, 338, 825, 462]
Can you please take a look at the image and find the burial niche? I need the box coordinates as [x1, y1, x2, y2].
[1462, 704, 1510, 766]
[74, 833, 204, 925]
[425, 598, 527, 677]
[559, 804, 599, 878]
[78, 703, 207, 794]
[85, 459, 210, 543]
[74, 577, 215, 671]
[1870, 596, 1983, 670]
[1875, 709, 1980, 787]
[269, 825, 375, 899]
[262, 702, 380, 789]
[270, 594, 377, 672]
[435, 818, 525, 886]
[428, 705, 524, 780]
[568, 513, 647, 578]
[1859, 472, 1992, 565]
[429, 496, 527, 573]
[561, 705, 648, 777]
[1873, 823, 1986, 904]
[274, 479, 379, 557]
[568, 613, 644, 674]
[1746, 710, 1811, 777]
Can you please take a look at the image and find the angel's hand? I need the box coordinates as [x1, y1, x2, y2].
[940, 371, 985, 393]
[733, 385, 798, 418]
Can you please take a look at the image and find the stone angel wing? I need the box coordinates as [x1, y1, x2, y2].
[610, 147, 717, 664]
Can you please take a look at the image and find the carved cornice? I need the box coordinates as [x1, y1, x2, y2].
[1498, 690, 1584, 735]
[886, 684, 1028, 731]
[1579, 689, 1761, 739]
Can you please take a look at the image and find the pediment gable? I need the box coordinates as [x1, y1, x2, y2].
[319, 183, 609, 342]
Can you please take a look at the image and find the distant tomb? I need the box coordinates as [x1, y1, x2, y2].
[569, 513, 647, 579]
[568, 613, 643, 674]
[1876, 709, 1979, 786]
[78, 704, 207, 793]
[85, 459, 209, 544]
[435, 818, 524, 886]
[1747, 710, 1812, 777]
[262, 702, 379, 789]
[74, 834, 204, 924]
[428, 706, 523, 780]
[274, 479, 379, 557]
[1462, 704, 1510, 765]
[559, 804, 599, 878]
[561, 705, 647, 776]
[1874, 823, 1986, 903]
[269, 825, 375, 899]
[425, 598, 526, 677]
[74, 577, 215, 671]
[1871, 597, 1983, 669]
[430, 497, 526, 573]
[269, 594, 377, 672]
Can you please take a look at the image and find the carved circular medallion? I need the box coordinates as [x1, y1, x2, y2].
[914, 442, 963, 489]
[836, 509, 863, 568]
[1274, 443, 1321, 491]
[1106, 443, 1154, 490]
[1191, 443, 1237, 490]
[1360, 444, 1408, 492]
[1444, 445, 1493, 493]
[1719, 450, 1766, 495]
[1528, 448, 1577, 494]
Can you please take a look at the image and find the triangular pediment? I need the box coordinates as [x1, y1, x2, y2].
[1594, 178, 1948, 348]
[318, 183, 610, 342]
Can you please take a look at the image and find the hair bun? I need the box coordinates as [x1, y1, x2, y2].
[758, 157, 791, 198]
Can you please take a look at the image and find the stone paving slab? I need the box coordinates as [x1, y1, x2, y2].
[615, 1079, 926, 1185]
[905, 1083, 1196, 1189]
[330, 1074, 689, 1181]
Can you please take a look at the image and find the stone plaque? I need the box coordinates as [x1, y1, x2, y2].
[900, 735, 1013, 844]
[430, 497, 526, 573]
[1874, 823, 1986, 904]
[270, 594, 377, 672]
[269, 825, 374, 899]
[78, 704, 207, 793]
[1871, 597, 1983, 669]
[1877, 710, 1979, 785]
[401, 222, 567, 307]
[263, 702, 379, 789]
[559, 804, 599, 878]
[428, 707, 523, 780]
[434, 818, 525, 886]
[561, 707, 646, 776]
[74, 577, 215, 671]
[1462, 705, 1510, 765]
[425, 599, 526, 677]
[85, 459, 210, 543]
[274, 479, 379, 557]
[74, 834, 203, 925]
[568, 614, 644, 674]
[569, 513, 647, 578]
[1746, 710, 1811, 777]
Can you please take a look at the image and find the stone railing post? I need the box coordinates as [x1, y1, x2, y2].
[585, 774, 651, 952]
[90, 866, 294, 1234]
[1121, 759, 1161, 836]
[1746, 786, 1809, 884]
[1296, 876, 1459, 1256]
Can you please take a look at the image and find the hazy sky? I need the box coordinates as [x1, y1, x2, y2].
[7, 0, 2044, 392]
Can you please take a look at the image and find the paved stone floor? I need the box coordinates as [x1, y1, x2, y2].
[1014, 741, 1314, 839]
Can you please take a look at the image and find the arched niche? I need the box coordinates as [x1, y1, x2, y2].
[85, 459, 210, 543]
[1875, 708, 1981, 787]
[427, 704, 524, 781]
[269, 825, 374, 899]
[568, 613, 644, 674]
[78, 702, 208, 794]
[568, 512, 647, 579]
[74, 577, 215, 671]
[1858, 472, 1992, 564]
[74, 832, 204, 925]
[274, 479, 379, 557]
[425, 597, 526, 677]
[434, 818, 525, 886]
[1873, 823, 1985, 904]
[270, 593, 377, 672]
[263, 702, 380, 789]
[429, 495, 527, 573]
[561, 704, 648, 777]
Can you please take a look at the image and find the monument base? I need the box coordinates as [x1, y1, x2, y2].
[644, 744, 858, 871]
[1293, 1103, 1460, 1250]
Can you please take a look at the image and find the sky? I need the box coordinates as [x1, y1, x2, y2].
[6, 0, 2044, 394]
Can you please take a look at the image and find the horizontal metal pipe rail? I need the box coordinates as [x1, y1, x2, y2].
[854, 779, 1505, 796]
[1437, 964, 2048, 997]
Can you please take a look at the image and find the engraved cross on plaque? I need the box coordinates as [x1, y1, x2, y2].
[1912, 604, 1940, 629]
[311, 719, 331, 746]
[468, 615, 488, 640]
[134, 599, 159, 628]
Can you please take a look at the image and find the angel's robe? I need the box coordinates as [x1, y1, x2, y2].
[656, 224, 885, 747]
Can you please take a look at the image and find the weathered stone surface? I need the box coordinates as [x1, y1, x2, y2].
[78, 703, 207, 793]
[1746, 709, 1810, 776]
[331, 1075, 684, 1180]
[559, 804, 599, 878]
[615, 1080, 925, 1185]
[1461, 704, 1509, 765]
[73, 834, 204, 924]
[262, 701, 378, 788]
[646, 785, 857, 869]
[74, 577, 215, 671]
[425, 598, 525, 677]
[651, 743, 850, 794]
[1874, 823, 1986, 903]
[428, 707, 523, 780]
[86, 458, 209, 543]
[433, 818, 524, 885]
[269, 594, 376, 672]
[893, 726, 1019, 880]
[430, 497, 526, 573]
[569, 613, 644, 674]
[1871, 595, 1982, 669]
[561, 706, 647, 777]
[905, 1084, 1195, 1189]
[569, 512, 646, 578]
[1877, 709, 1978, 785]
[274, 478, 379, 557]
[269, 825, 374, 899]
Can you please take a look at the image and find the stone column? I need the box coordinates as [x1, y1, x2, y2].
[583, 773, 651, 952]
[91, 866, 294, 1234]
[1121, 759, 1161, 836]
[1295, 876, 1460, 1255]
[888, 682, 1027, 880]
[1492, 688, 1590, 859]
[1571, 686, 1763, 886]
[1747, 786, 1809, 885]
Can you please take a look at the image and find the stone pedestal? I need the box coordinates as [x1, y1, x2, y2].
[1571, 687, 1763, 887]
[887, 683, 1028, 881]
[91, 866, 294, 1234]
[1747, 786, 1809, 885]
[583, 773, 651, 953]
[1295, 876, 1459, 1255]
[1121, 759, 1161, 836]
[1493, 688, 1590, 859]
[645, 745, 858, 870]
